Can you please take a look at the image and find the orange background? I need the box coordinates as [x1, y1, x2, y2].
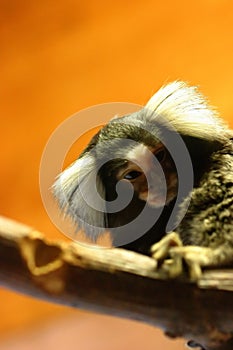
[0, 1, 233, 349]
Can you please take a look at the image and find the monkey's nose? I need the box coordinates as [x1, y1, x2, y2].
[148, 176, 165, 190]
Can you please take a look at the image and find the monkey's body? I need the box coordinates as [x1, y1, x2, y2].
[53, 81, 233, 278]
[177, 140, 233, 249]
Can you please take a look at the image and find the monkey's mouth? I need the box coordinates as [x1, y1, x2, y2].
[145, 186, 177, 208]
[140, 190, 166, 208]
[146, 192, 164, 207]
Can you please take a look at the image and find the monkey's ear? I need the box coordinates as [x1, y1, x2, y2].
[52, 154, 106, 241]
[144, 81, 232, 143]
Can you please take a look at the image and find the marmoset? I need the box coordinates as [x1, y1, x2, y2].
[53, 81, 233, 279]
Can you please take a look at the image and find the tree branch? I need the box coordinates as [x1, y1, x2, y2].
[0, 215, 232, 350]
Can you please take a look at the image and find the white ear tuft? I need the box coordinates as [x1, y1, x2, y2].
[145, 81, 232, 142]
[52, 154, 106, 240]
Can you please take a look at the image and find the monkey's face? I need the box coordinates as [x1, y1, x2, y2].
[115, 143, 178, 208]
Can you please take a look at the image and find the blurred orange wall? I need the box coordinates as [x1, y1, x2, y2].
[0, 0, 233, 339]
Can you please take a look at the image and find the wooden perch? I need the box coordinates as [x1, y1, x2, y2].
[0, 216, 233, 350]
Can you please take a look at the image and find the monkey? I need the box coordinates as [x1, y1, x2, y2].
[53, 81, 233, 279]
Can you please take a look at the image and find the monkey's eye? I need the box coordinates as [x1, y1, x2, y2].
[123, 170, 142, 180]
[154, 149, 166, 163]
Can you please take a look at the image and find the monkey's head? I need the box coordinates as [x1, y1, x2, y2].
[52, 115, 180, 244]
[53, 81, 232, 245]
